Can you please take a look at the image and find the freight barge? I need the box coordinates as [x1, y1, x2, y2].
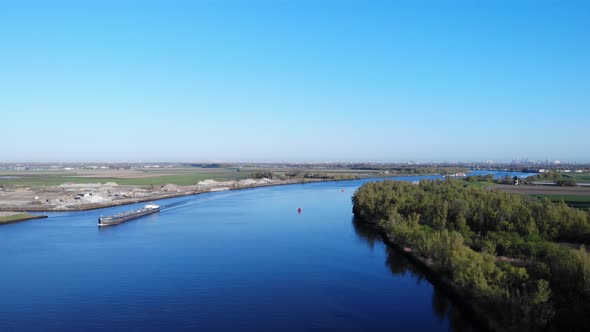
[98, 204, 160, 227]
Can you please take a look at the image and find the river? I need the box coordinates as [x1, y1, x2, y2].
[0, 173, 526, 331]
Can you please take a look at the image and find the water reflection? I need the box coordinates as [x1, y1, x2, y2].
[385, 246, 426, 285]
[432, 288, 450, 320]
[352, 217, 479, 332]
[351, 216, 381, 250]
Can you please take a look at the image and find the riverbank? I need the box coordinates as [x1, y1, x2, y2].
[0, 173, 443, 213]
[376, 226, 502, 332]
[0, 173, 477, 332]
[0, 212, 47, 225]
[353, 179, 590, 331]
[353, 214, 501, 332]
[0, 178, 324, 212]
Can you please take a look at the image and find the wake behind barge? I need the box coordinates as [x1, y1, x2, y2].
[98, 204, 160, 227]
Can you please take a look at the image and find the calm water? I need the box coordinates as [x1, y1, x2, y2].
[0, 176, 487, 332]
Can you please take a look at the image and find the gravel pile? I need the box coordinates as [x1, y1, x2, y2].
[162, 184, 180, 192]
[197, 180, 218, 186]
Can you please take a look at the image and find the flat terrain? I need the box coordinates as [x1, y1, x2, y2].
[0, 168, 251, 186]
[0, 166, 380, 211]
[564, 174, 590, 183]
[530, 194, 590, 210]
[490, 184, 590, 210]
[529, 173, 590, 185]
[0, 165, 468, 212]
[490, 184, 590, 196]
[0, 212, 43, 224]
[0, 166, 382, 187]
[0, 178, 304, 211]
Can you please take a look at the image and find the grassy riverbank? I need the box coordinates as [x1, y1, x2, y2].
[0, 212, 47, 225]
[353, 179, 590, 331]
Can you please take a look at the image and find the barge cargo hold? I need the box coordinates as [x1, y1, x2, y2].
[98, 204, 160, 227]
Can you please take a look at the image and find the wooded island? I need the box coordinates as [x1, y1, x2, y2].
[353, 179, 590, 331]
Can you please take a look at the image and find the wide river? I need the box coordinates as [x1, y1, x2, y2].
[0, 172, 534, 331]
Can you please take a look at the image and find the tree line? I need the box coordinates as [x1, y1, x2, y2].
[524, 172, 578, 186]
[352, 179, 590, 331]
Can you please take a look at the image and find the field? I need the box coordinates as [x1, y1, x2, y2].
[531, 173, 590, 184]
[490, 184, 590, 196]
[465, 181, 496, 188]
[563, 174, 590, 182]
[0, 165, 389, 212]
[0, 168, 253, 187]
[0, 173, 248, 187]
[488, 184, 590, 210]
[0, 166, 386, 188]
[528, 194, 590, 210]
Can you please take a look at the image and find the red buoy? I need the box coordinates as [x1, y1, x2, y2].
[298, 207, 302, 214]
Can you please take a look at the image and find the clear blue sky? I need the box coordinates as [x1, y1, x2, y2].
[1, 0, 588, 163]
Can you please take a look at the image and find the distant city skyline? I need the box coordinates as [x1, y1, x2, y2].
[1, 1, 589, 163]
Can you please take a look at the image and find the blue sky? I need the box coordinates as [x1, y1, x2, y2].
[1, 0, 588, 163]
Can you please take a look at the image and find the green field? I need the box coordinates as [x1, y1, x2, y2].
[560, 174, 590, 183]
[0, 166, 382, 188]
[0, 170, 251, 187]
[568, 175, 590, 182]
[530, 194, 590, 210]
[527, 173, 590, 184]
[0, 166, 447, 188]
[464, 181, 496, 188]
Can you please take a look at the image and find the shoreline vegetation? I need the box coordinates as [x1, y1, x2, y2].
[377, 227, 503, 332]
[353, 179, 590, 331]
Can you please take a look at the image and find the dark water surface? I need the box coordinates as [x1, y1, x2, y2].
[0, 176, 485, 332]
